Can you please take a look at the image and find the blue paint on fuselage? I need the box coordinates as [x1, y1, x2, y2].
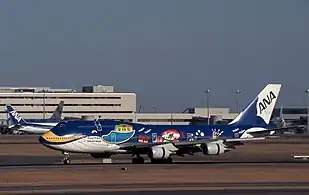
[48, 119, 276, 144]
[24, 118, 61, 123]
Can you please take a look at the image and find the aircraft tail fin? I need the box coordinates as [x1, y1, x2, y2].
[6, 104, 28, 125]
[50, 101, 64, 120]
[279, 105, 286, 127]
[229, 84, 282, 126]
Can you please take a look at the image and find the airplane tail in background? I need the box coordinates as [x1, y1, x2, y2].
[6, 104, 28, 126]
[279, 105, 286, 128]
[229, 84, 282, 126]
[50, 101, 64, 120]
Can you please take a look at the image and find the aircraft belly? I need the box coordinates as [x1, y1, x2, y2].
[55, 138, 117, 153]
[23, 126, 49, 134]
[46, 143, 66, 151]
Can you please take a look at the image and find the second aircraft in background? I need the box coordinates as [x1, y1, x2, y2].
[6, 101, 63, 134]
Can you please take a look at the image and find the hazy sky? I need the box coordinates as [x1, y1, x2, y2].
[0, 0, 308, 112]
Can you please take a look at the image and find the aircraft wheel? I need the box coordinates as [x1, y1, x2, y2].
[132, 157, 144, 164]
[150, 158, 173, 164]
[63, 158, 71, 165]
[166, 157, 173, 164]
[150, 159, 161, 164]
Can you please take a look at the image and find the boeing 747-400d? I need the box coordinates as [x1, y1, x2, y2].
[39, 84, 287, 164]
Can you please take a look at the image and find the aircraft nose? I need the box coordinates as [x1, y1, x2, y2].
[39, 136, 44, 144]
[39, 131, 50, 145]
[38, 135, 46, 144]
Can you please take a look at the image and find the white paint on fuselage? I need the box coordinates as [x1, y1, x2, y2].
[12, 122, 58, 134]
[18, 126, 51, 134]
[43, 136, 122, 154]
[239, 127, 273, 138]
[31, 122, 58, 126]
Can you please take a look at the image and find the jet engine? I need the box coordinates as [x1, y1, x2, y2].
[148, 146, 171, 159]
[202, 143, 226, 155]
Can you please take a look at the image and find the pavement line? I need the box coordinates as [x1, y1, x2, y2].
[2, 185, 309, 194]
[1, 182, 309, 188]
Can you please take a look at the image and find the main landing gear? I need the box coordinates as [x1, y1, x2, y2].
[150, 157, 173, 164]
[131, 154, 145, 164]
[62, 152, 71, 165]
[131, 155, 173, 164]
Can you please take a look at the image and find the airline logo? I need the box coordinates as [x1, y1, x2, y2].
[256, 84, 281, 125]
[258, 91, 276, 114]
[9, 110, 22, 123]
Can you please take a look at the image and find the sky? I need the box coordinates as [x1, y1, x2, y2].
[0, 0, 309, 112]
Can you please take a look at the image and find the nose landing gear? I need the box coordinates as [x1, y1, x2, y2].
[62, 152, 71, 165]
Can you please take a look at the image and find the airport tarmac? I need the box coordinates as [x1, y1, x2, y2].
[1, 162, 309, 194]
[0, 135, 309, 194]
[17, 190, 309, 195]
[1, 135, 309, 165]
[1, 163, 309, 194]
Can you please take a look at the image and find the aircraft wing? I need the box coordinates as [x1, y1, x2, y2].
[247, 125, 303, 137]
[118, 125, 296, 153]
[118, 137, 267, 153]
[175, 137, 266, 146]
[8, 124, 22, 130]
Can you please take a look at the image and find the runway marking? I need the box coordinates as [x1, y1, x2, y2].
[1, 182, 309, 189]
[2, 185, 309, 194]
[1, 161, 309, 172]
[1, 160, 309, 168]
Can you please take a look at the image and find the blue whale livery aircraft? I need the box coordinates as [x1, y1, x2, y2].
[39, 84, 284, 164]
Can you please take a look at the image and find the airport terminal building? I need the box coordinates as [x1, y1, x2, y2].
[0, 85, 135, 121]
[0, 85, 306, 126]
[0, 85, 238, 125]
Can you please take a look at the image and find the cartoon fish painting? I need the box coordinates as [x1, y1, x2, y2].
[102, 124, 135, 144]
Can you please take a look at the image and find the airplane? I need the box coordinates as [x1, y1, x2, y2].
[6, 104, 61, 134]
[23, 101, 64, 123]
[39, 84, 286, 164]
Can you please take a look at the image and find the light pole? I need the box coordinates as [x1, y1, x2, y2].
[205, 89, 211, 125]
[236, 89, 241, 113]
[43, 89, 46, 119]
[152, 106, 159, 125]
[305, 89, 309, 133]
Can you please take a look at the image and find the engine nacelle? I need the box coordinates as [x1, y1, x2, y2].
[148, 147, 171, 159]
[202, 143, 226, 155]
[90, 153, 111, 159]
